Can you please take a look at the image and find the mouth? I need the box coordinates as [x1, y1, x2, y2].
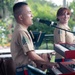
[63, 19, 68, 21]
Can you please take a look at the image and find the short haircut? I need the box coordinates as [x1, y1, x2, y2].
[13, 2, 28, 18]
[56, 7, 71, 21]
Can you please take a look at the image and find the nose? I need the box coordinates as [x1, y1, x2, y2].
[65, 14, 67, 18]
[64, 12, 69, 18]
[64, 14, 69, 18]
[31, 13, 33, 19]
[31, 13, 33, 17]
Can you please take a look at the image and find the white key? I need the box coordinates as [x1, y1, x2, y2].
[51, 66, 62, 75]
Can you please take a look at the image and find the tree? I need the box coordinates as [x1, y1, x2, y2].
[0, 0, 14, 46]
[27, 0, 59, 33]
[69, 0, 75, 29]
[0, 0, 14, 18]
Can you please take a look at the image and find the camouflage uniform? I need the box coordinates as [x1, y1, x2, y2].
[11, 23, 35, 68]
[54, 24, 75, 44]
[54, 24, 75, 59]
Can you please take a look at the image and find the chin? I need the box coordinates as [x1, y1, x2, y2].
[29, 23, 33, 26]
[64, 21, 68, 24]
[31, 22, 33, 25]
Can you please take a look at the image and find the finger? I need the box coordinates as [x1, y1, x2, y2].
[51, 62, 59, 67]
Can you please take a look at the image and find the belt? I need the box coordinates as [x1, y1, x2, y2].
[16, 65, 27, 72]
[16, 65, 29, 75]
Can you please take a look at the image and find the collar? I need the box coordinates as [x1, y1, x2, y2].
[57, 23, 70, 30]
[16, 23, 27, 31]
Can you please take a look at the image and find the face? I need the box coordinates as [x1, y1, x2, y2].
[57, 11, 70, 24]
[19, 5, 33, 27]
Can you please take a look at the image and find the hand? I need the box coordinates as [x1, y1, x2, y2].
[48, 62, 59, 68]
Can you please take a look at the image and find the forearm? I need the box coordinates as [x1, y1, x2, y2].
[28, 51, 49, 65]
[27, 51, 57, 69]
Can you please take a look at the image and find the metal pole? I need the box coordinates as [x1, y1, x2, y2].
[63, 0, 67, 7]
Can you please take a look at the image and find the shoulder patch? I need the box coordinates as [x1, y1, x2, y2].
[22, 36, 26, 45]
[58, 30, 62, 34]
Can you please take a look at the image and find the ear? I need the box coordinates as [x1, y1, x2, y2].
[18, 15, 22, 20]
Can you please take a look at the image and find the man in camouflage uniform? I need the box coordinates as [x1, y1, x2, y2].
[11, 2, 58, 75]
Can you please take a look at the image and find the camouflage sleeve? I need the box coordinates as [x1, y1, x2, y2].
[58, 29, 66, 43]
[66, 31, 74, 44]
[73, 36, 75, 43]
[19, 31, 34, 54]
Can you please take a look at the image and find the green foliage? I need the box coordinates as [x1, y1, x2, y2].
[0, 0, 14, 12]
[2, 0, 75, 46]
[0, 18, 12, 45]
[27, 0, 59, 33]
[0, 0, 14, 45]
[69, 0, 75, 30]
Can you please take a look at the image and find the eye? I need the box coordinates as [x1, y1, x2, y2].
[67, 13, 70, 15]
[61, 13, 65, 16]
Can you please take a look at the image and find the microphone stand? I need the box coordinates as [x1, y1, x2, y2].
[52, 25, 74, 34]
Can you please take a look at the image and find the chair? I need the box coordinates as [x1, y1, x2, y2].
[29, 31, 45, 49]
[0, 55, 16, 75]
[0, 58, 6, 75]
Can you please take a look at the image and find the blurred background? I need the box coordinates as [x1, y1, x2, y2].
[0, 0, 75, 49]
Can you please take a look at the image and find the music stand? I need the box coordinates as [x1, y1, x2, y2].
[29, 31, 45, 49]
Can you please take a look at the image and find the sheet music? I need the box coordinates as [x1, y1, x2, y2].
[0, 47, 10, 54]
[0, 54, 12, 58]
[35, 50, 55, 54]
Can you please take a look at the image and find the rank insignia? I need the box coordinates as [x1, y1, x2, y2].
[58, 30, 62, 34]
[22, 36, 26, 45]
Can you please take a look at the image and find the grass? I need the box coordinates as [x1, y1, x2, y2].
[39, 42, 54, 50]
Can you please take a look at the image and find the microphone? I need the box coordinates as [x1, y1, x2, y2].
[36, 18, 57, 27]
[36, 18, 75, 34]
